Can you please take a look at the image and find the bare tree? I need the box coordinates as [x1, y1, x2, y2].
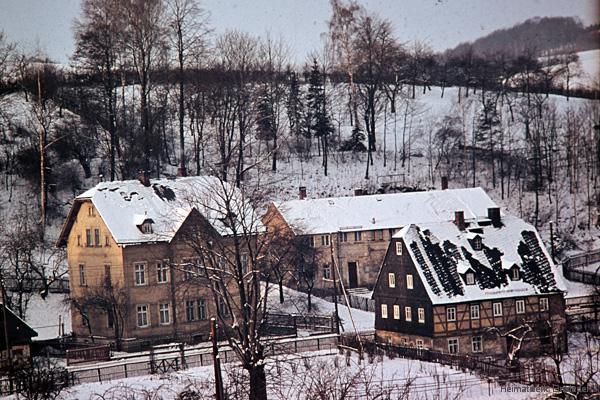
[73, 0, 124, 181]
[177, 177, 275, 400]
[165, 0, 209, 177]
[122, 0, 167, 173]
[215, 31, 259, 186]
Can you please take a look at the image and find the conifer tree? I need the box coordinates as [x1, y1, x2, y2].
[305, 59, 334, 175]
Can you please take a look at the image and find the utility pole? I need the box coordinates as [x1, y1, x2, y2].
[37, 70, 46, 239]
[549, 221, 556, 263]
[330, 234, 340, 335]
[211, 318, 224, 400]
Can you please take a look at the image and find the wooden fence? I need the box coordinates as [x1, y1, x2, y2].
[67, 333, 339, 385]
[339, 333, 599, 393]
[562, 251, 600, 284]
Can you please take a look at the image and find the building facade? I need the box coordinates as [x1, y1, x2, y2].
[373, 209, 568, 359]
[265, 187, 498, 292]
[58, 175, 247, 350]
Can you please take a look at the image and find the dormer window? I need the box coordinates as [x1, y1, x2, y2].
[472, 236, 482, 251]
[511, 266, 520, 281]
[141, 220, 153, 234]
[465, 272, 475, 285]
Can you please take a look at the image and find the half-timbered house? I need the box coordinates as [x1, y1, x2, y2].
[373, 209, 567, 358]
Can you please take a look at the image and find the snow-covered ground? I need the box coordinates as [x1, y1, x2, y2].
[267, 284, 374, 333]
[25, 293, 71, 340]
[57, 351, 544, 400]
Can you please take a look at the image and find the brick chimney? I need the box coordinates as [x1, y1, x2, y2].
[299, 186, 307, 200]
[488, 207, 501, 228]
[138, 170, 151, 187]
[441, 176, 448, 190]
[454, 210, 465, 231]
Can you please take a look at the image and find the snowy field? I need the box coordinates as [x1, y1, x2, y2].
[55, 351, 545, 400]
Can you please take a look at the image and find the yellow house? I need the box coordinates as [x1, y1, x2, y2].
[57, 174, 248, 350]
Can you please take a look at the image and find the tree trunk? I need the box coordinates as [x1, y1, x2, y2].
[249, 364, 268, 400]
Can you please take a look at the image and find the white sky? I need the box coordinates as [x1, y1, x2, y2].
[0, 0, 598, 65]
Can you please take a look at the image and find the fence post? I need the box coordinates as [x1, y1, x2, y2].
[179, 343, 186, 369]
[124, 363, 128, 378]
[97, 368, 102, 383]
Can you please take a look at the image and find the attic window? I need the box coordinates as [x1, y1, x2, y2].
[511, 267, 520, 281]
[141, 221, 153, 234]
[472, 236, 482, 251]
[465, 272, 475, 285]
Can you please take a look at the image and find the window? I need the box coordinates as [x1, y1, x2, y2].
[77, 235, 81, 247]
[381, 304, 388, 319]
[105, 235, 110, 246]
[447, 307, 456, 322]
[94, 229, 101, 247]
[395, 242, 403, 255]
[198, 299, 207, 320]
[493, 302, 503, 317]
[134, 263, 146, 285]
[88, 206, 95, 217]
[448, 338, 459, 354]
[407, 274, 414, 289]
[388, 273, 396, 288]
[309, 236, 315, 247]
[86, 229, 92, 247]
[184, 261, 195, 281]
[473, 236, 482, 251]
[516, 299, 525, 314]
[466, 273, 475, 285]
[339, 232, 348, 242]
[321, 235, 330, 246]
[141, 221, 153, 234]
[159, 303, 171, 325]
[136, 305, 149, 327]
[539, 297, 549, 312]
[393, 305, 400, 319]
[104, 265, 111, 287]
[472, 336, 482, 353]
[79, 264, 86, 286]
[354, 231, 362, 241]
[512, 268, 520, 280]
[323, 264, 332, 280]
[186, 300, 195, 321]
[377, 230, 384, 241]
[470, 305, 480, 319]
[218, 298, 229, 317]
[416, 339, 424, 349]
[241, 254, 249, 274]
[418, 307, 425, 323]
[157, 262, 168, 283]
[405, 306, 412, 322]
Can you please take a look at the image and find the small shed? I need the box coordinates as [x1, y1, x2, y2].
[0, 303, 38, 369]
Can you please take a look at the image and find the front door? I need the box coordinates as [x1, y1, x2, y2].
[348, 262, 358, 288]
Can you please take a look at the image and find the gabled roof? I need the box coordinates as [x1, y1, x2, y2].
[388, 215, 566, 305]
[273, 187, 497, 235]
[0, 303, 37, 348]
[58, 176, 263, 246]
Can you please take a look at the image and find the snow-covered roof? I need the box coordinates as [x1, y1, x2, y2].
[59, 176, 262, 246]
[273, 187, 497, 235]
[392, 215, 567, 305]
